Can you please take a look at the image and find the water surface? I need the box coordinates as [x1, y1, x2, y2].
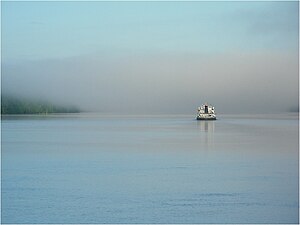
[2, 114, 299, 223]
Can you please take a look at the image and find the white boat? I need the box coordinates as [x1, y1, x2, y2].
[196, 103, 216, 120]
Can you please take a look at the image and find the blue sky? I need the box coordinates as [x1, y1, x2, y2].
[3, 1, 298, 60]
[2, 1, 299, 113]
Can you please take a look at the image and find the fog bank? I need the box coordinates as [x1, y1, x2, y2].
[2, 51, 298, 114]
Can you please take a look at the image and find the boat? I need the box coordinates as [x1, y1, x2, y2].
[196, 103, 216, 120]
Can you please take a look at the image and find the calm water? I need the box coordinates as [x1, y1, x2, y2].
[2, 114, 299, 223]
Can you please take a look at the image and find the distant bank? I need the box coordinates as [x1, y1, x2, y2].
[1, 95, 80, 114]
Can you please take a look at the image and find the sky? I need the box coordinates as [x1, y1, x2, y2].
[2, 1, 299, 114]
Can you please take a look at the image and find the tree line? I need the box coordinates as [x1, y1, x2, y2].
[1, 95, 80, 114]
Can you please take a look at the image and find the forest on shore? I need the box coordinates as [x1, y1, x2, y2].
[1, 95, 80, 114]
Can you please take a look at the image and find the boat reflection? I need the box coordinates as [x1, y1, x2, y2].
[197, 120, 215, 147]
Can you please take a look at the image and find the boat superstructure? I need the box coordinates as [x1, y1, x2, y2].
[196, 103, 216, 120]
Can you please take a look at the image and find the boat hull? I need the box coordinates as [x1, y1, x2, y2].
[196, 117, 216, 120]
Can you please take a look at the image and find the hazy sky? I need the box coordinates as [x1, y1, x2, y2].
[2, 1, 299, 114]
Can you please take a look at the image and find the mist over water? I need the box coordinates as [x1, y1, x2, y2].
[2, 51, 298, 114]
